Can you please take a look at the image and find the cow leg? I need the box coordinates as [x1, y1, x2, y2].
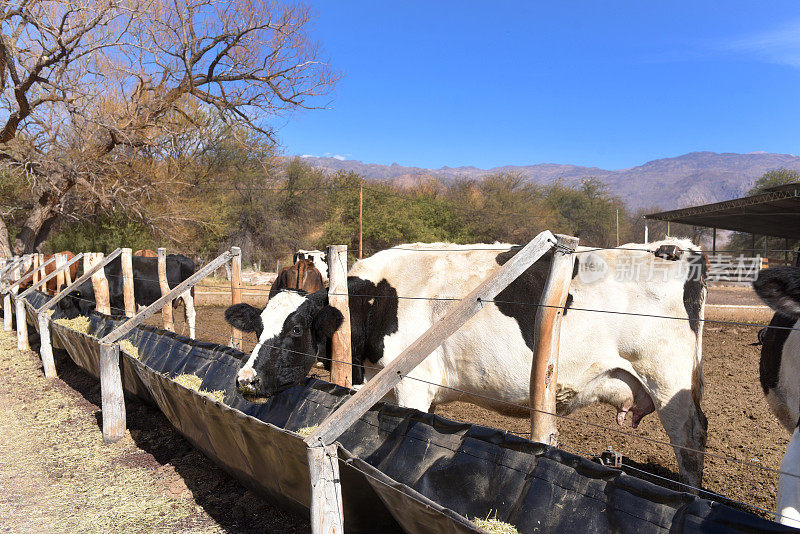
[653, 385, 707, 490]
[778, 427, 800, 527]
[181, 290, 196, 339]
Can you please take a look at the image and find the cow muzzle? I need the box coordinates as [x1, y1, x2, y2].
[236, 367, 260, 394]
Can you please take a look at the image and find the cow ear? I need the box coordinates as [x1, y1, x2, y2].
[313, 305, 343, 338]
[224, 303, 264, 334]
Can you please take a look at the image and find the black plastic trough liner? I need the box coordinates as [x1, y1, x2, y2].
[24, 291, 796, 533]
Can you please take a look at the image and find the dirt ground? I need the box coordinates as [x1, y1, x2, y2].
[0, 328, 308, 533]
[1, 284, 790, 529]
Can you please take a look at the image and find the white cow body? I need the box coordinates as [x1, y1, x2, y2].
[229, 238, 707, 487]
[351, 239, 706, 486]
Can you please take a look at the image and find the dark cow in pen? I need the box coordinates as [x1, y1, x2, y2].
[225, 238, 709, 488]
[753, 266, 800, 527]
[58, 254, 197, 337]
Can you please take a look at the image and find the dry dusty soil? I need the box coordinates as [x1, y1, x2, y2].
[0, 328, 308, 533]
[0, 284, 791, 530]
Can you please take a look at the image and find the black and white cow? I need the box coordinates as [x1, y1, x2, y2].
[753, 266, 800, 527]
[226, 239, 708, 487]
[58, 254, 197, 337]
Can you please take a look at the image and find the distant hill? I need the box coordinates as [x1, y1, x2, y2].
[295, 151, 800, 210]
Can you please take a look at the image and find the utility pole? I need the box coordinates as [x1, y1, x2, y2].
[359, 180, 363, 259]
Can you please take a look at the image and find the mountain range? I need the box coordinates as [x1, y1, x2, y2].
[296, 151, 800, 210]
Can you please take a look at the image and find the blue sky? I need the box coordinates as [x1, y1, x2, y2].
[276, 1, 800, 170]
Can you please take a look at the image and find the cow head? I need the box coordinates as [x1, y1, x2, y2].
[753, 266, 800, 317]
[224, 290, 343, 396]
[57, 280, 96, 318]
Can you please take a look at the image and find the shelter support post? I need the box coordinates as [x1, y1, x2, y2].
[305, 230, 559, 447]
[230, 247, 242, 349]
[712, 228, 716, 256]
[328, 245, 352, 389]
[100, 342, 126, 443]
[307, 444, 344, 534]
[530, 234, 578, 445]
[643, 219, 649, 244]
[158, 248, 174, 331]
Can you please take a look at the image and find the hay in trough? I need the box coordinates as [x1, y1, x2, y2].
[53, 316, 91, 334]
[173, 373, 226, 404]
[45, 309, 54, 317]
[295, 425, 318, 437]
[473, 512, 520, 534]
[118, 339, 139, 359]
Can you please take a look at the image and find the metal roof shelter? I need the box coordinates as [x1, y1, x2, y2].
[644, 182, 800, 241]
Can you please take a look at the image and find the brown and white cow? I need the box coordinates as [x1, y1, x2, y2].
[17, 251, 79, 295]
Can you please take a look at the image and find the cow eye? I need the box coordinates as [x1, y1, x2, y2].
[290, 325, 302, 337]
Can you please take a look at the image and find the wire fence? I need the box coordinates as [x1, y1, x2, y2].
[8, 240, 800, 520]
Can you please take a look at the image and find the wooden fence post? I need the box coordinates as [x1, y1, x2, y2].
[308, 444, 344, 534]
[3, 261, 18, 331]
[15, 293, 29, 351]
[100, 342, 126, 443]
[530, 234, 578, 445]
[230, 246, 242, 349]
[55, 254, 65, 294]
[121, 248, 135, 317]
[38, 313, 56, 377]
[327, 245, 352, 388]
[32, 253, 39, 284]
[91, 252, 111, 315]
[158, 248, 174, 331]
[64, 254, 72, 286]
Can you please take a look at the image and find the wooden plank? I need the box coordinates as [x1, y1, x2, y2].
[100, 250, 233, 344]
[32, 253, 39, 284]
[18, 254, 83, 300]
[55, 254, 65, 294]
[158, 248, 174, 332]
[305, 230, 556, 446]
[100, 342, 126, 443]
[307, 444, 344, 534]
[91, 253, 111, 315]
[230, 246, 242, 349]
[64, 253, 72, 285]
[15, 296, 29, 351]
[530, 234, 578, 445]
[121, 248, 135, 317]
[3, 255, 51, 295]
[328, 245, 352, 389]
[36, 249, 122, 314]
[38, 313, 56, 378]
[3, 292, 11, 331]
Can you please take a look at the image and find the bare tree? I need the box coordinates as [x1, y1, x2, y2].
[0, 0, 336, 253]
